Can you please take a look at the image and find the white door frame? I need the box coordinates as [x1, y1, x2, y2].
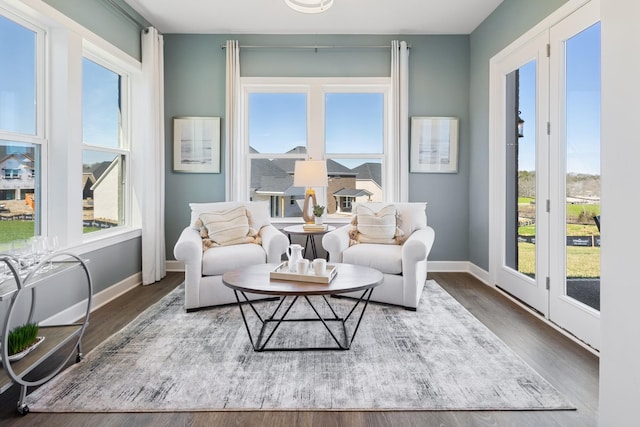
[489, 30, 550, 316]
[548, 0, 601, 350]
[489, 0, 600, 349]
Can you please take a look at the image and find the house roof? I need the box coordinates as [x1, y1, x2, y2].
[352, 162, 382, 186]
[333, 188, 373, 197]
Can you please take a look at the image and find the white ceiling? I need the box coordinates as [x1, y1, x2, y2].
[124, 0, 504, 35]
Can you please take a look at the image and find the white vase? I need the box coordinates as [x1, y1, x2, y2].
[314, 216, 323, 225]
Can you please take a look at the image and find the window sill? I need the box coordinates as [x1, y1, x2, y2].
[68, 226, 142, 256]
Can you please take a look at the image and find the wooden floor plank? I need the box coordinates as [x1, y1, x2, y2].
[0, 272, 599, 427]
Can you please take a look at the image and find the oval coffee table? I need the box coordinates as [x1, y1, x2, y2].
[222, 263, 383, 352]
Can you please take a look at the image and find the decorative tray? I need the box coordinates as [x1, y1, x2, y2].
[270, 262, 337, 284]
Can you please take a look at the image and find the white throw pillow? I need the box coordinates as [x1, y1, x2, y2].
[197, 206, 260, 249]
[349, 204, 404, 245]
[189, 201, 270, 231]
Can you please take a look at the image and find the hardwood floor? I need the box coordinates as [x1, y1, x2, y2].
[0, 272, 599, 427]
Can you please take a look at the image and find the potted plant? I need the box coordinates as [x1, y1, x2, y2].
[313, 205, 325, 224]
[5, 322, 44, 362]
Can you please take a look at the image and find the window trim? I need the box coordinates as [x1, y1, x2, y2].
[81, 50, 132, 238]
[239, 76, 392, 219]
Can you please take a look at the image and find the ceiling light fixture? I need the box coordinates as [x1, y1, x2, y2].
[284, 0, 334, 14]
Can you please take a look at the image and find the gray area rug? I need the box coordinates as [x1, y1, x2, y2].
[26, 280, 574, 412]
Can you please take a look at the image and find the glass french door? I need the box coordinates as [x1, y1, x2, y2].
[494, 1, 600, 349]
[549, 2, 601, 350]
[495, 31, 550, 317]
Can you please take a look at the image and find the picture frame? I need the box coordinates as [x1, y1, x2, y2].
[173, 117, 220, 173]
[410, 117, 459, 173]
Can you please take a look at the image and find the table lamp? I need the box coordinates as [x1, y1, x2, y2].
[294, 159, 328, 224]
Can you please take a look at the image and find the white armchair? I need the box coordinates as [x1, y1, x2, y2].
[322, 202, 435, 310]
[173, 201, 289, 311]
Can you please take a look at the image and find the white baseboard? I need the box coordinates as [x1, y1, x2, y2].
[40, 272, 142, 326]
[429, 261, 490, 285]
[467, 263, 490, 284]
[166, 259, 491, 280]
[165, 260, 183, 272]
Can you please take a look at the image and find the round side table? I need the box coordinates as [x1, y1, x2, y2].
[283, 224, 336, 260]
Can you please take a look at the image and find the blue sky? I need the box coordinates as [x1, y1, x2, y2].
[0, 15, 35, 135]
[248, 92, 384, 164]
[1, 15, 120, 166]
[518, 22, 601, 175]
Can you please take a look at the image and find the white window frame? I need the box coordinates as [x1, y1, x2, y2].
[0, 8, 46, 235]
[240, 76, 392, 221]
[1, 1, 143, 254]
[80, 47, 132, 240]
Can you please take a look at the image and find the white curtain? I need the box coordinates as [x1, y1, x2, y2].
[139, 27, 166, 285]
[391, 40, 410, 202]
[225, 40, 242, 201]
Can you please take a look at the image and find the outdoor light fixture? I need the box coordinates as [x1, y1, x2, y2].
[517, 111, 525, 138]
[294, 159, 328, 224]
[284, 0, 334, 14]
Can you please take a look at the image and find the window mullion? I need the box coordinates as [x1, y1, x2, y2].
[307, 83, 324, 160]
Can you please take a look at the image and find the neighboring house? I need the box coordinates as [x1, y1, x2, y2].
[0, 153, 35, 201]
[91, 157, 122, 225]
[250, 158, 303, 218]
[251, 148, 380, 217]
[82, 173, 96, 201]
[351, 162, 382, 203]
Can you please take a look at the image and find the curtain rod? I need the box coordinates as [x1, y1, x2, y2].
[105, 0, 148, 30]
[220, 44, 411, 50]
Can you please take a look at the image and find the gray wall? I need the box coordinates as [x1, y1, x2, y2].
[468, 0, 568, 270]
[164, 34, 470, 263]
[43, 0, 573, 275]
[44, 0, 148, 60]
[0, 238, 141, 328]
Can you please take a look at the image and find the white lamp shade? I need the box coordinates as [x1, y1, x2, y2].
[293, 160, 328, 187]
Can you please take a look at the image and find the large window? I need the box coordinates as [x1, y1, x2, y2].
[82, 57, 128, 234]
[0, 3, 140, 253]
[244, 78, 389, 219]
[0, 13, 43, 243]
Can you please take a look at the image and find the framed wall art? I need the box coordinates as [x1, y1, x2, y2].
[410, 116, 459, 173]
[173, 116, 220, 173]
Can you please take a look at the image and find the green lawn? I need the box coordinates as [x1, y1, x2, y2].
[0, 221, 100, 244]
[519, 223, 599, 236]
[518, 242, 600, 278]
[518, 197, 535, 204]
[0, 221, 35, 243]
[566, 203, 600, 218]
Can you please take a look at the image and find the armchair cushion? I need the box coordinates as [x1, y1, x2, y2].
[202, 242, 267, 276]
[342, 243, 403, 274]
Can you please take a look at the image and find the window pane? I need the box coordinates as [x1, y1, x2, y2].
[0, 16, 36, 135]
[250, 158, 303, 218]
[565, 22, 601, 310]
[82, 58, 122, 149]
[248, 93, 307, 154]
[328, 158, 382, 216]
[82, 150, 124, 233]
[325, 93, 383, 154]
[0, 141, 39, 241]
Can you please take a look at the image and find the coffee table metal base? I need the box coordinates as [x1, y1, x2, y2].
[233, 289, 374, 351]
